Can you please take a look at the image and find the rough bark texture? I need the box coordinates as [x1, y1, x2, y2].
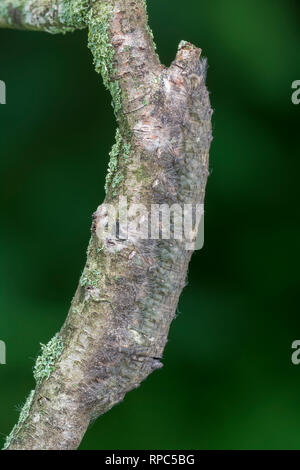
[0, 0, 88, 32]
[1, 0, 212, 450]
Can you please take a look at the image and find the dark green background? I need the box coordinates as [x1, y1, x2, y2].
[1, 0, 300, 450]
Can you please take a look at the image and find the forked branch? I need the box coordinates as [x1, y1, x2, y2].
[2, 0, 212, 450]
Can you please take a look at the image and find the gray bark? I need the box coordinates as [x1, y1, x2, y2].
[1, 0, 212, 450]
[0, 0, 87, 32]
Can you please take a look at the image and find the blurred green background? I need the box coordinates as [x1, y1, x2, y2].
[1, 0, 300, 450]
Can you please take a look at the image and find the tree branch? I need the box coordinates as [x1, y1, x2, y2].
[0, 0, 88, 32]
[3, 0, 212, 450]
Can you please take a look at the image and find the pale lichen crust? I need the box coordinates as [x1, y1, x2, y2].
[59, 0, 89, 30]
[87, 3, 122, 114]
[0, 0, 89, 33]
[33, 333, 64, 384]
[3, 390, 35, 450]
[3, 334, 63, 449]
[105, 128, 131, 195]
[142, 0, 157, 51]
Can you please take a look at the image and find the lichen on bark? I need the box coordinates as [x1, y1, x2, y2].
[0, 0, 89, 32]
[105, 128, 131, 195]
[3, 390, 35, 450]
[33, 334, 64, 384]
[87, 2, 122, 113]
